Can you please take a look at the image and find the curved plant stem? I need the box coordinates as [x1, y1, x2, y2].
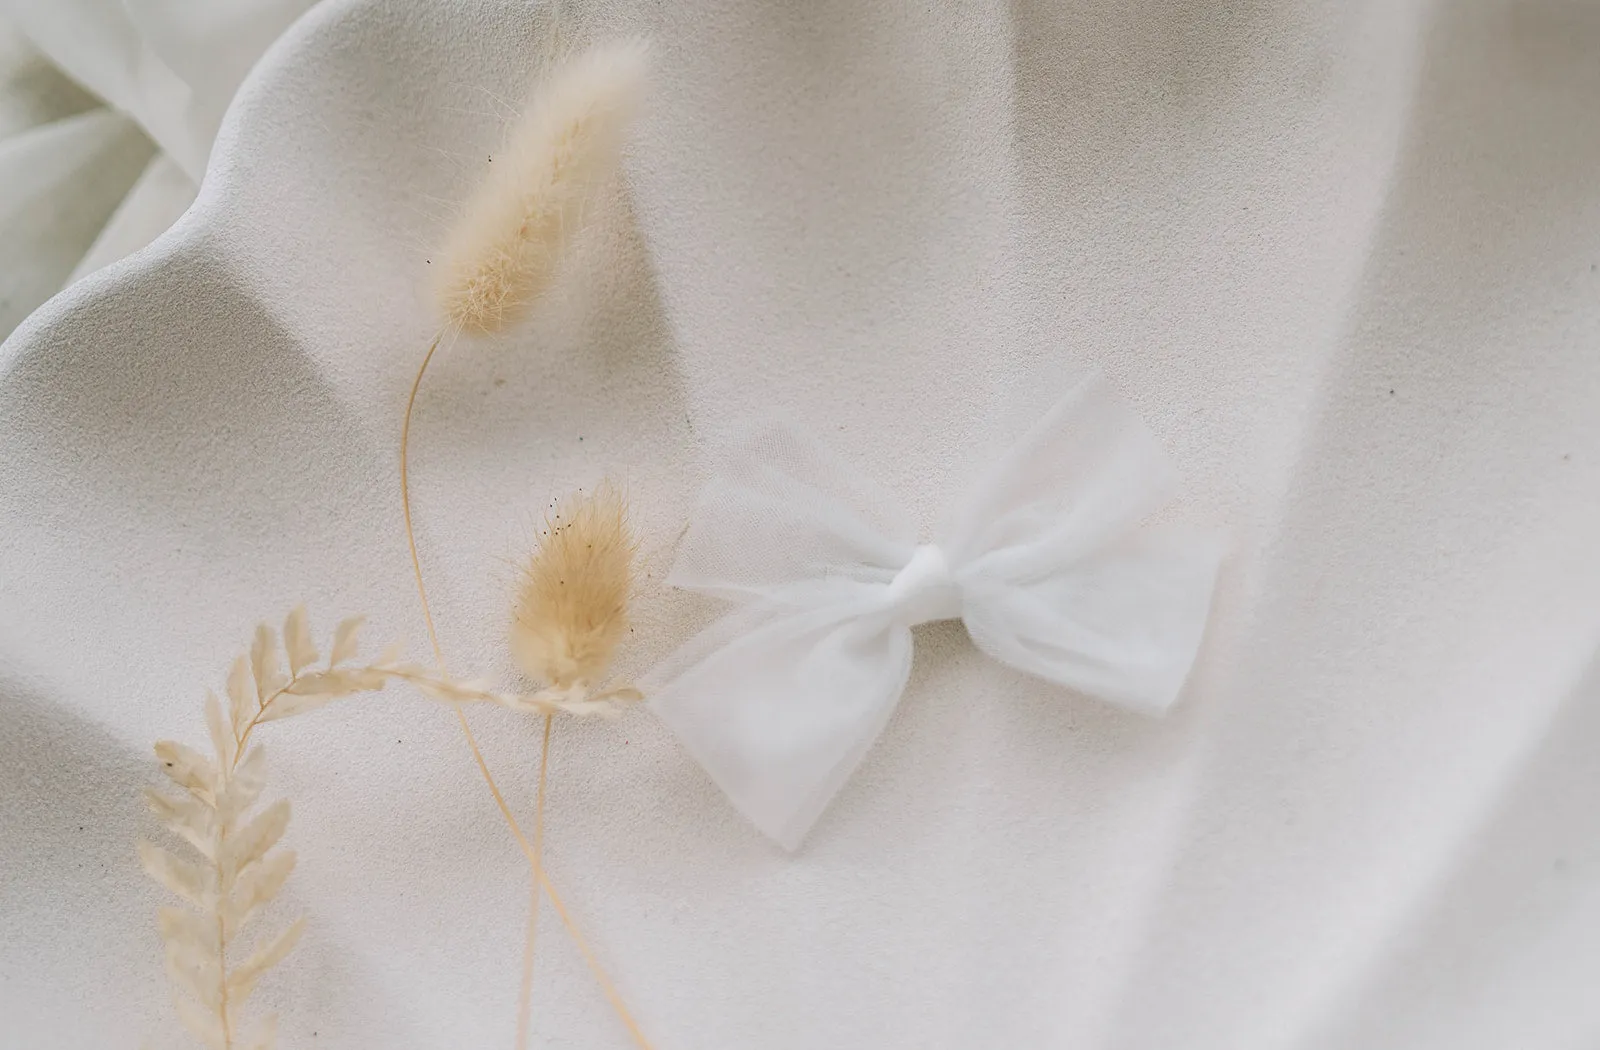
[452, 711, 651, 1046]
[400, 329, 449, 667]
[537, 868, 654, 1047]
[399, 328, 654, 1050]
[516, 714, 555, 1050]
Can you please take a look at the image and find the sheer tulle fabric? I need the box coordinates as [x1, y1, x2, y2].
[646, 374, 1225, 849]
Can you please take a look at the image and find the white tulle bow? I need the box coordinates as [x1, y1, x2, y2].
[645, 374, 1224, 849]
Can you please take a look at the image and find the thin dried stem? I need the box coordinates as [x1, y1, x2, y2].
[400, 329, 450, 669]
[539, 870, 655, 1050]
[516, 714, 556, 1050]
[448, 700, 655, 1049]
[397, 333, 650, 1049]
[399, 34, 655, 1046]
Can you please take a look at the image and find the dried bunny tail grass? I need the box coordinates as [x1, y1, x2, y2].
[511, 483, 637, 690]
[403, 38, 648, 664]
[395, 39, 657, 1050]
[434, 38, 649, 334]
[506, 483, 640, 1050]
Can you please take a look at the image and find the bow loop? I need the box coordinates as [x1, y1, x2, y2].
[668, 422, 917, 604]
[946, 375, 1180, 573]
[646, 374, 1223, 848]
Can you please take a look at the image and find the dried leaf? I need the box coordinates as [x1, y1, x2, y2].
[222, 800, 290, 880]
[173, 993, 228, 1050]
[146, 608, 401, 1048]
[251, 624, 287, 702]
[329, 615, 364, 667]
[144, 786, 210, 834]
[227, 655, 256, 727]
[283, 606, 318, 675]
[142, 787, 187, 824]
[282, 669, 357, 697]
[284, 665, 391, 697]
[225, 850, 295, 937]
[145, 787, 214, 858]
[216, 747, 267, 827]
[139, 841, 210, 908]
[164, 935, 223, 1011]
[203, 690, 236, 770]
[227, 917, 305, 1004]
[342, 667, 391, 691]
[144, 607, 400, 1043]
[157, 905, 214, 951]
[154, 741, 216, 802]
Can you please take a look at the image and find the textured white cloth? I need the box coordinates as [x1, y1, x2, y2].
[0, 0, 315, 338]
[3, 0, 1600, 1048]
[649, 375, 1223, 848]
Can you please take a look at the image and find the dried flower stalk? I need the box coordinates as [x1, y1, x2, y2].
[394, 35, 656, 1050]
[141, 608, 628, 1048]
[506, 483, 645, 1050]
[138, 32, 658, 1050]
[401, 36, 651, 677]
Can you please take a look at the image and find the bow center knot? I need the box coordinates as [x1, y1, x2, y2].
[884, 544, 962, 626]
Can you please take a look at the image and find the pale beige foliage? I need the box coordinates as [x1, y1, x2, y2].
[510, 485, 641, 702]
[140, 607, 393, 1049]
[141, 606, 636, 1046]
[432, 38, 649, 333]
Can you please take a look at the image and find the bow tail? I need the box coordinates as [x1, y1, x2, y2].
[645, 602, 915, 850]
[962, 529, 1226, 714]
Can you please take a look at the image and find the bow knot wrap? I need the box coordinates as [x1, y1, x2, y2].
[885, 544, 962, 626]
[644, 375, 1225, 849]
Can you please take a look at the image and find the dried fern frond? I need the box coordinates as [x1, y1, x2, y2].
[432, 38, 649, 334]
[140, 606, 635, 1043]
[510, 484, 638, 697]
[143, 752, 299, 1046]
[140, 608, 425, 1048]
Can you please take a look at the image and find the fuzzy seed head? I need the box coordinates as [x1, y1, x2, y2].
[434, 38, 649, 334]
[511, 485, 636, 689]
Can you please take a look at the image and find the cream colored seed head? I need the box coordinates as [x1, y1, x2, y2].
[433, 38, 649, 334]
[510, 485, 636, 689]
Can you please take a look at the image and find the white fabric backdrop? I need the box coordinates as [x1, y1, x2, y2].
[2, 0, 1599, 1047]
[0, 0, 315, 338]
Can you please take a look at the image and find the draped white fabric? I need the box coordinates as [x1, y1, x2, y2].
[4, 0, 1600, 1047]
[0, 0, 314, 338]
[649, 375, 1223, 847]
